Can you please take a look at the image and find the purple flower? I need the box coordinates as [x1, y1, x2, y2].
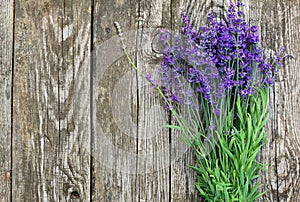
[171, 93, 182, 103]
[145, 73, 158, 88]
[157, 0, 291, 109]
[213, 108, 221, 116]
[159, 29, 171, 42]
[251, 26, 258, 33]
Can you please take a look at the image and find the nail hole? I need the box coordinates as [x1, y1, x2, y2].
[70, 191, 80, 199]
[105, 27, 111, 34]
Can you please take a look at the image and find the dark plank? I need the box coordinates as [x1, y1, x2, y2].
[12, 0, 91, 200]
[0, 0, 13, 201]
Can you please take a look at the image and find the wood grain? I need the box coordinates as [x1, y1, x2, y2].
[93, 0, 170, 201]
[0, 0, 298, 201]
[12, 0, 91, 201]
[169, 1, 203, 201]
[248, 0, 300, 201]
[92, 0, 139, 201]
[0, 0, 13, 201]
[136, 0, 171, 201]
[92, 0, 300, 201]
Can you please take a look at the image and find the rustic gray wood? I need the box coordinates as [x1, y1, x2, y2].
[136, 0, 171, 201]
[168, 1, 212, 201]
[248, 0, 300, 201]
[0, 0, 298, 201]
[92, 0, 139, 201]
[0, 0, 13, 201]
[12, 0, 91, 201]
[92, 0, 202, 200]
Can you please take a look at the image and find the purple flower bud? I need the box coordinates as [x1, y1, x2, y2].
[251, 26, 258, 33]
[159, 29, 171, 42]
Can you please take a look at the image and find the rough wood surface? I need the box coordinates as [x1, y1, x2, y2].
[248, 0, 300, 201]
[0, 0, 299, 201]
[12, 0, 91, 201]
[170, 1, 203, 201]
[92, 0, 203, 201]
[0, 0, 13, 201]
[92, 0, 139, 201]
[136, 0, 171, 201]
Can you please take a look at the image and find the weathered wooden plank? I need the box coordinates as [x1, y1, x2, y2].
[136, 0, 172, 201]
[168, 1, 235, 201]
[93, 0, 175, 201]
[92, 0, 139, 201]
[169, 1, 203, 201]
[13, 0, 91, 201]
[0, 0, 13, 201]
[248, 2, 279, 201]
[248, 0, 300, 201]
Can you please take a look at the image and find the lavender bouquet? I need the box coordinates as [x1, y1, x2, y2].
[115, 1, 291, 201]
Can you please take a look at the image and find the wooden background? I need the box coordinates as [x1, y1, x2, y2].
[0, 0, 299, 201]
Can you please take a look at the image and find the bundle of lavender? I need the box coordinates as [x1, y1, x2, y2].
[115, 1, 291, 201]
